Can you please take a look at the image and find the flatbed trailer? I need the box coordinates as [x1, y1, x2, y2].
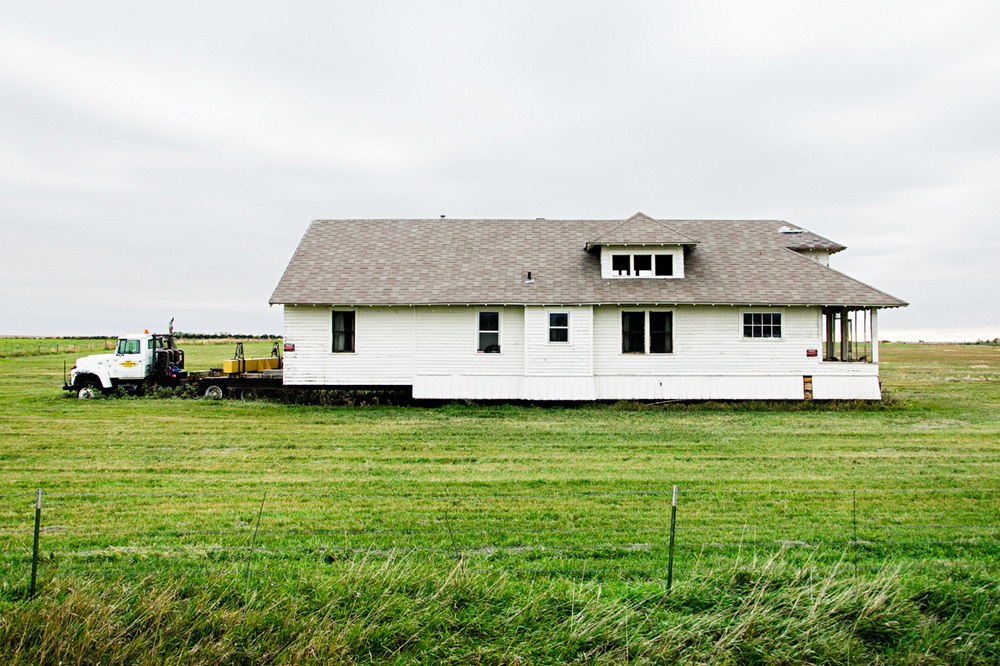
[64, 332, 290, 399]
[196, 369, 285, 399]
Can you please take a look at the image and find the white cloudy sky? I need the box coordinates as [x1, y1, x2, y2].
[1, 1, 997, 340]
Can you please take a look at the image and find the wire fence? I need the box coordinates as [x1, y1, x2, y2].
[2, 487, 998, 595]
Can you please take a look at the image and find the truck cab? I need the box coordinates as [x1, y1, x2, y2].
[65, 332, 186, 398]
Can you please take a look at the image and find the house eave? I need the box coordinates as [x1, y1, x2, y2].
[584, 241, 699, 251]
[272, 300, 907, 309]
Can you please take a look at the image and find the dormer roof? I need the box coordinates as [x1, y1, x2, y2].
[584, 212, 699, 250]
[776, 224, 847, 253]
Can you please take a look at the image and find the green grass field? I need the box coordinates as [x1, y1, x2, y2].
[1, 340, 998, 663]
[0, 337, 115, 357]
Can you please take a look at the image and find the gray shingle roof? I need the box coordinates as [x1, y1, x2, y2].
[585, 212, 700, 248]
[269, 215, 906, 308]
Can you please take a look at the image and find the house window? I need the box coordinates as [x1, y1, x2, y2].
[622, 312, 645, 353]
[610, 253, 676, 278]
[650, 311, 673, 353]
[622, 311, 673, 353]
[743, 312, 782, 338]
[478, 311, 500, 353]
[549, 312, 569, 342]
[332, 311, 355, 352]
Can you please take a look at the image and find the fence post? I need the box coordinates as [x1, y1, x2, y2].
[852, 490, 858, 576]
[245, 491, 267, 579]
[30, 489, 42, 598]
[444, 499, 462, 560]
[667, 485, 678, 590]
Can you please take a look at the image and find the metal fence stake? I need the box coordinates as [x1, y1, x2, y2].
[667, 485, 678, 590]
[29, 489, 42, 598]
[245, 491, 267, 579]
[444, 500, 462, 560]
[852, 490, 858, 577]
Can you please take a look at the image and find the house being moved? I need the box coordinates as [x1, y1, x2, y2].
[269, 213, 906, 400]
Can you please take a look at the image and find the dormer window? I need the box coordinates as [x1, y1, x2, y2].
[604, 249, 681, 278]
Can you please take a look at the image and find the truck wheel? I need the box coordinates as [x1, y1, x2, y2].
[77, 382, 99, 399]
[203, 384, 225, 399]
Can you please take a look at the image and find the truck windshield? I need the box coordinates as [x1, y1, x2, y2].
[116, 339, 141, 354]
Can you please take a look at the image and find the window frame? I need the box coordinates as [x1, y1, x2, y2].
[477, 310, 501, 353]
[649, 311, 673, 354]
[116, 338, 141, 355]
[741, 311, 783, 340]
[548, 312, 569, 343]
[607, 251, 679, 279]
[331, 310, 356, 353]
[621, 310, 674, 354]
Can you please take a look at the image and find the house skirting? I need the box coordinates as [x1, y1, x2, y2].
[411, 374, 881, 401]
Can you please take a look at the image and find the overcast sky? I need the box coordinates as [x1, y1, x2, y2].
[2, 1, 997, 340]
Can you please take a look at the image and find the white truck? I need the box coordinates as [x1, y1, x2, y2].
[63, 326, 283, 399]
[63, 330, 189, 398]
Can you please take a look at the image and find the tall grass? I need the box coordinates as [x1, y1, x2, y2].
[2, 557, 997, 664]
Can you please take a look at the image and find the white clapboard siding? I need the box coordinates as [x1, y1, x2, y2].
[412, 375, 524, 399]
[414, 306, 525, 376]
[593, 305, 826, 376]
[594, 375, 804, 400]
[283, 305, 415, 385]
[523, 306, 593, 377]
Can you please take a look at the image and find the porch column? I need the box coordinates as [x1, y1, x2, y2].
[871, 309, 879, 364]
[825, 310, 837, 360]
[840, 309, 851, 361]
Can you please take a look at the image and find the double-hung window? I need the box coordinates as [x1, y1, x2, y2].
[622, 311, 673, 353]
[549, 313, 569, 342]
[743, 312, 782, 338]
[332, 311, 355, 352]
[478, 311, 500, 353]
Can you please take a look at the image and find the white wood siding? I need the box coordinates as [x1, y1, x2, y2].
[595, 305, 830, 376]
[413, 306, 525, 375]
[594, 375, 804, 400]
[411, 306, 526, 399]
[523, 306, 593, 377]
[283, 305, 414, 385]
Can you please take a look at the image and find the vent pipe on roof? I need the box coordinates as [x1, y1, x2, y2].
[524, 271, 535, 284]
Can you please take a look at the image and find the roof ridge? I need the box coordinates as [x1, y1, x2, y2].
[587, 212, 700, 245]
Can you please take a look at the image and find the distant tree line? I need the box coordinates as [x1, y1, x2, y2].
[174, 332, 281, 340]
[2, 333, 280, 340]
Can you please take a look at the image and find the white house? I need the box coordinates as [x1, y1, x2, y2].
[269, 213, 906, 400]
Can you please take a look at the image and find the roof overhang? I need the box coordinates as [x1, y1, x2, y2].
[273, 301, 907, 309]
[584, 241, 699, 251]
